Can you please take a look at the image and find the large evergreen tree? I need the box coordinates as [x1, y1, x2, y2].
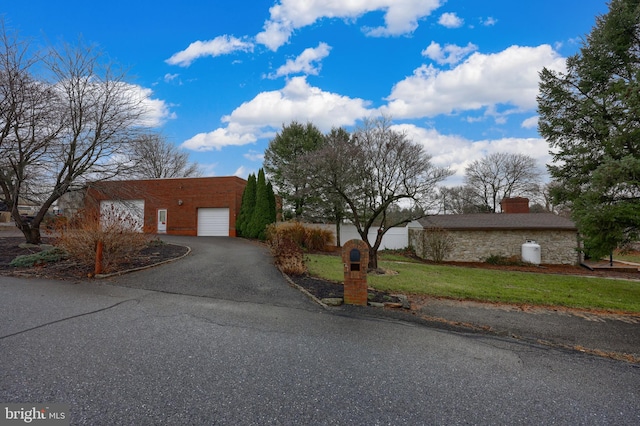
[537, 0, 640, 258]
[263, 121, 324, 219]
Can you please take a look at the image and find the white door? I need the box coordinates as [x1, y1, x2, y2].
[197, 208, 229, 236]
[157, 209, 167, 233]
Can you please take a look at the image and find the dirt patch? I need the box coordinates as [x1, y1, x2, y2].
[0, 237, 189, 280]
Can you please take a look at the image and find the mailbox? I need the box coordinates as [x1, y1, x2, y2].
[342, 239, 369, 306]
[349, 248, 361, 271]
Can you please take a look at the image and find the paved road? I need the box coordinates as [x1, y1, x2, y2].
[1, 236, 639, 425]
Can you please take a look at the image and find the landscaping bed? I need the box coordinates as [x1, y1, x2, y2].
[0, 237, 188, 280]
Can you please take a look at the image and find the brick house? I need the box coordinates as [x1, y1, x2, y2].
[86, 177, 246, 236]
[410, 198, 580, 265]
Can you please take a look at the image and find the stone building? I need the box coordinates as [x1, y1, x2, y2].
[410, 198, 580, 265]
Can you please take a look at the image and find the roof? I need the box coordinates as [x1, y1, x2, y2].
[418, 213, 577, 231]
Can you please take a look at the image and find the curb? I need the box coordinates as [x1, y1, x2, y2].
[280, 270, 330, 309]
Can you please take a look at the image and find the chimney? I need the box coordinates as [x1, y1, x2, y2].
[501, 197, 530, 213]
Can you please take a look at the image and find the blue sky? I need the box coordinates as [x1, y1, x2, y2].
[3, 1, 609, 185]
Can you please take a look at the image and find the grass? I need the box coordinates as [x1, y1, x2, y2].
[305, 254, 640, 313]
[613, 250, 640, 264]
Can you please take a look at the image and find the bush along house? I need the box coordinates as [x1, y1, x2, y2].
[86, 176, 247, 236]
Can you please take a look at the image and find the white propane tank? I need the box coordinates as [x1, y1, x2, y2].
[521, 240, 541, 265]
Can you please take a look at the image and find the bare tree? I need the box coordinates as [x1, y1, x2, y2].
[464, 152, 541, 213]
[438, 185, 490, 214]
[0, 25, 148, 244]
[305, 117, 452, 269]
[128, 133, 201, 179]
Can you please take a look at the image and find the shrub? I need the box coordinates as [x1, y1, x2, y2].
[422, 227, 453, 263]
[10, 248, 68, 267]
[304, 227, 334, 251]
[267, 234, 306, 275]
[266, 222, 334, 252]
[56, 207, 152, 274]
[485, 254, 526, 266]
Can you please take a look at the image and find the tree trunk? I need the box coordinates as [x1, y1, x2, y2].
[20, 225, 42, 245]
[368, 245, 378, 270]
[13, 213, 42, 245]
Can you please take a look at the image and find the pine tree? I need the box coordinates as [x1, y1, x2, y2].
[249, 169, 272, 240]
[537, 0, 640, 257]
[236, 173, 256, 237]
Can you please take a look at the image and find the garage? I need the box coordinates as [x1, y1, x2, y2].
[197, 208, 230, 236]
[100, 200, 145, 232]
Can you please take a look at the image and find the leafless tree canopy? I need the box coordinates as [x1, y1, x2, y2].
[305, 116, 453, 269]
[464, 152, 541, 213]
[127, 133, 201, 179]
[0, 22, 150, 243]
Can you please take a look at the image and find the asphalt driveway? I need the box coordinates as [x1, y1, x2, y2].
[108, 235, 317, 310]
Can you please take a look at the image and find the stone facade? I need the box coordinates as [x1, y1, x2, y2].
[410, 228, 581, 265]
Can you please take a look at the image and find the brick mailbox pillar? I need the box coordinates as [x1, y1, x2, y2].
[342, 239, 369, 306]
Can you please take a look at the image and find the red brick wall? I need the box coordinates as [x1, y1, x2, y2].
[86, 177, 247, 236]
[500, 197, 530, 214]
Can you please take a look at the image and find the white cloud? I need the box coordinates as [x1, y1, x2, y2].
[244, 150, 265, 162]
[181, 127, 258, 152]
[393, 123, 551, 186]
[222, 76, 371, 131]
[382, 44, 567, 119]
[270, 42, 332, 78]
[181, 76, 372, 151]
[482, 17, 497, 26]
[256, 0, 444, 51]
[166, 35, 254, 67]
[125, 84, 175, 127]
[422, 41, 477, 65]
[438, 12, 463, 28]
[522, 116, 539, 129]
[164, 73, 180, 83]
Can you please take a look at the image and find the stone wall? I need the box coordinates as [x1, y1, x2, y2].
[410, 228, 581, 265]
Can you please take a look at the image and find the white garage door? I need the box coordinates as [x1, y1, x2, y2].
[197, 208, 229, 236]
[100, 200, 145, 232]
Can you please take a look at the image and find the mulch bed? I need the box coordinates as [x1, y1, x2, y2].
[0, 237, 189, 280]
[287, 274, 403, 304]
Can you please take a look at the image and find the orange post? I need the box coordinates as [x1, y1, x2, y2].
[95, 240, 104, 275]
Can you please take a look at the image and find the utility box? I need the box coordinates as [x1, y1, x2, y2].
[342, 239, 369, 305]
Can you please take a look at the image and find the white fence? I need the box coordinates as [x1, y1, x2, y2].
[305, 222, 421, 250]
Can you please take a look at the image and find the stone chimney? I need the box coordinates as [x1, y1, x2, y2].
[501, 197, 530, 213]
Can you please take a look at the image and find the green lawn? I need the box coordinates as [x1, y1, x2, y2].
[305, 254, 640, 313]
[613, 251, 640, 264]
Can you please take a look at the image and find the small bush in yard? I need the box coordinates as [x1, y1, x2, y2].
[422, 227, 453, 263]
[267, 232, 306, 275]
[11, 248, 69, 267]
[56, 207, 152, 274]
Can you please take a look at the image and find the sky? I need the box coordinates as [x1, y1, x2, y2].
[2, 0, 609, 186]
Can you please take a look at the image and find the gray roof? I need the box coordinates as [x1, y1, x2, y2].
[418, 213, 577, 231]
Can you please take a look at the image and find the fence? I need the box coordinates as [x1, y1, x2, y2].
[304, 222, 421, 250]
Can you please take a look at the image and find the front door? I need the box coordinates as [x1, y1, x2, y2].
[157, 209, 167, 233]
